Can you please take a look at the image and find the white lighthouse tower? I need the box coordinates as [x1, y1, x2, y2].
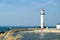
[40, 9, 45, 29]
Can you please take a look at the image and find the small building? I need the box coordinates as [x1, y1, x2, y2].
[56, 23, 60, 29]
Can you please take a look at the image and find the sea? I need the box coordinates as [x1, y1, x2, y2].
[0, 26, 60, 40]
[0, 26, 56, 32]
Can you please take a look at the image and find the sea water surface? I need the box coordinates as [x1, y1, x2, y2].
[0, 26, 56, 32]
[0, 26, 60, 40]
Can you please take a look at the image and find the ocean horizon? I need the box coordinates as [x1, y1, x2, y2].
[0, 26, 56, 32]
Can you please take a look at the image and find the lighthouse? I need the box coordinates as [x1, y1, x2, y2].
[40, 9, 45, 29]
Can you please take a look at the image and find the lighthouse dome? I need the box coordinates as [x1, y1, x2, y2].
[40, 9, 45, 15]
[41, 8, 44, 11]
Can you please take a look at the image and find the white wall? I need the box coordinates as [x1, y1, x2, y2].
[56, 25, 60, 29]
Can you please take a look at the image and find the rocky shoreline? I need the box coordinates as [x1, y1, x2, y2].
[0, 28, 60, 40]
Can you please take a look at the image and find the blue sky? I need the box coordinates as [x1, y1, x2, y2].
[0, 0, 60, 26]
